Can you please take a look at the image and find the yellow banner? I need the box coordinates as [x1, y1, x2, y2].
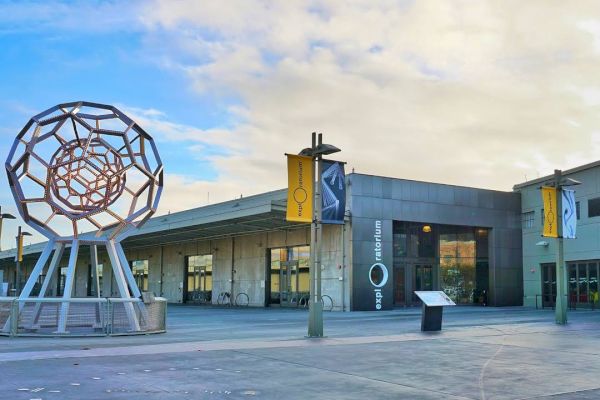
[17, 235, 24, 262]
[542, 186, 558, 238]
[286, 154, 313, 223]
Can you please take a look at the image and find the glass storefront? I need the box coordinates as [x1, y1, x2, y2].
[567, 261, 599, 308]
[268, 245, 310, 306]
[393, 222, 489, 305]
[131, 260, 149, 292]
[184, 255, 213, 303]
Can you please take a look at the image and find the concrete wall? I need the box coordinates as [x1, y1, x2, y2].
[519, 166, 600, 307]
[0, 225, 348, 311]
[349, 174, 523, 308]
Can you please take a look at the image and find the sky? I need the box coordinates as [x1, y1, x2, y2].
[2, 0, 600, 248]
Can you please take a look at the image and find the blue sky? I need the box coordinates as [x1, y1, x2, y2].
[2, 1, 600, 248]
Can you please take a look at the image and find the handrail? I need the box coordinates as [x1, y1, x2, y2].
[0, 297, 167, 337]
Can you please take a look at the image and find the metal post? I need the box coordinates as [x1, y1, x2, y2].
[554, 169, 568, 324]
[15, 226, 22, 296]
[308, 132, 324, 337]
[0, 209, 3, 253]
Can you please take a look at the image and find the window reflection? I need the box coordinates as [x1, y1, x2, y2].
[393, 222, 489, 305]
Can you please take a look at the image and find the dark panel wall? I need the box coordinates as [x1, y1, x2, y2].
[351, 218, 393, 311]
[349, 174, 522, 309]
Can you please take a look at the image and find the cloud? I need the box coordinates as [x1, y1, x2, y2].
[136, 0, 600, 193]
[6, 0, 600, 249]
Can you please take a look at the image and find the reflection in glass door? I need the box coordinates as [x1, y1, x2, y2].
[394, 264, 405, 306]
[185, 255, 213, 303]
[269, 246, 309, 306]
[412, 264, 433, 302]
[541, 263, 556, 308]
[568, 262, 599, 308]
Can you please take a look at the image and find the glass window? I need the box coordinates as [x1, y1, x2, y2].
[476, 229, 489, 258]
[418, 224, 436, 258]
[578, 263, 588, 303]
[522, 211, 534, 228]
[269, 245, 310, 305]
[541, 208, 544, 226]
[568, 264, 577, 304]
[393, 222, 408, 258]
[96, 264, 103, 297]
[588, 198, 600, 218]
[394, 222, 489, 305]
[131, 259, 149, 292]
[590, 263, 598, 298]
[186, 254, 213, 303]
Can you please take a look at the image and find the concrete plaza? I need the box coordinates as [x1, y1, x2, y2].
[1, 306, 599, 400]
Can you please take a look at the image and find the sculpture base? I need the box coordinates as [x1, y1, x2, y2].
[2, 238, 156, 336]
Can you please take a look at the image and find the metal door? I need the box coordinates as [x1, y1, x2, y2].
[412, 264, 433, 303]
[279, 260, 298, 306]
[541, 263, 556, 308]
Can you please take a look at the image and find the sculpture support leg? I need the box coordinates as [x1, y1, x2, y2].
[91, 245, 101, 297]
[116, 242, 141, 298]
[116, 242, 148, 325]
[106, 240, 140, 332]
[2, 240, 55, 332]
[18, 239, 55, 300]
[90, 245, 102, 327]
[32, 243, 65, 326]
[56, 240, 79, 334]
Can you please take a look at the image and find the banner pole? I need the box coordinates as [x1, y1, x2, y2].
[554, 169, 567, 325]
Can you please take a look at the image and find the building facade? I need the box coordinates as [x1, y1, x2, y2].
[0, 172, 525, 310]
[515, 161, 600, 309]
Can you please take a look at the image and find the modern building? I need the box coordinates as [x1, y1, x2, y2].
[515, 160, 600, 310]
[0, 170, 528, 310]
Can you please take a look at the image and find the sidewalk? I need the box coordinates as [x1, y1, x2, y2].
[1, 306, 599, 399]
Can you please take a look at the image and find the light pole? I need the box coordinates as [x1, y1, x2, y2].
[547, 170, 581, 325]
[15, 226, 32, 297]
[0, 206, 16, 252]
[300, 132, 341, 338]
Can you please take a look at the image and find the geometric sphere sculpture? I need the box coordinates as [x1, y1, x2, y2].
[5, 101, 163, 239]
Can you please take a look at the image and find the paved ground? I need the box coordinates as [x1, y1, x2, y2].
[1, 306, 600, 399]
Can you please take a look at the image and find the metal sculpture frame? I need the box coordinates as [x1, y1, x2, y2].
[4, 101, 163, 334]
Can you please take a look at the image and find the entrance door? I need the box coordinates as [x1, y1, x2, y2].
[186, 266, 209, 303]
[541, 263, 556, 308]
[412, 264, 433, 303]
[394, 264, 406, 306]
[279, 260, 298, 307]
[269, 246, 309, 307]
[568, 262, 599, 308]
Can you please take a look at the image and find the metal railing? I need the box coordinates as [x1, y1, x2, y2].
[0, 297, 167, 337]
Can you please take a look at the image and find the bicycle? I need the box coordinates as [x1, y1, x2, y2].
[300, 294, 334, 311]
[216, 291, 231, 306]
[235, 292, 250, 307]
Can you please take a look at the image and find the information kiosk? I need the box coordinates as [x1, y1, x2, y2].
[414, 291, 456, 331]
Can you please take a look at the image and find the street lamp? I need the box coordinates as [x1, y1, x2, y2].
[301, 132, 341, 338]
[0, 206, 16, 252]
[544, 170, 581, 325]
[15, 226, 32, 297]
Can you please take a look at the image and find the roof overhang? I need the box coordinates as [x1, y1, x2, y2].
[0, 189, 306, 260]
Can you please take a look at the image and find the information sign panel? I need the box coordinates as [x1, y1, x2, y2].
[414, 291, 456, 307]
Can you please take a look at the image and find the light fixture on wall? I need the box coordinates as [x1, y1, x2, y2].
[535, 241, 549, 247]
[422, 225, 432, 233]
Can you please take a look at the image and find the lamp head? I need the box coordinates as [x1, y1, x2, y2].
[314, 143, 341, 156]
[298, 147, 314, 157]
[0, 213, 15, 219]
[560, 177, 582, 187]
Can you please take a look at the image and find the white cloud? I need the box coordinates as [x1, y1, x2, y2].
[7, 1, 600, 249]
[136, 0, 600, 193]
